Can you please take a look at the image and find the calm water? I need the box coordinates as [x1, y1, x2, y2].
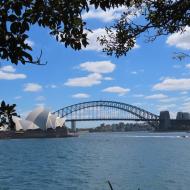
[0, 132, 190, 190]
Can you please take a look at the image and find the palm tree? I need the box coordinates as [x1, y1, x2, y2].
[0, 101, 19, 131]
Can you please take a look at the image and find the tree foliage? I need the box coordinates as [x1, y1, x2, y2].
[0, 0, 190, 64]
[99, 0, 190, 57]
[0, 101, 18, 131]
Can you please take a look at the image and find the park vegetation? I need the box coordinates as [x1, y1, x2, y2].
[0, 100, 18, 131]
[0, 0, 190, 65]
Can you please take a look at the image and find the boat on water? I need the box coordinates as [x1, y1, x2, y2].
[181, 135, 189, 138]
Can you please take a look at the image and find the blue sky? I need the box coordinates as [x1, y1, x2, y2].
[1, 6, 190, 122]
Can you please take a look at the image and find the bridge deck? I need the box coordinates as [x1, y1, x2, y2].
[66, 118, 159, 122]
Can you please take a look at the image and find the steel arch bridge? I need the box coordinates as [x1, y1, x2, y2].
[53, 101, 160, 127]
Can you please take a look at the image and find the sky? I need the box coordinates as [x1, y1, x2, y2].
[1, 6, 190, 124]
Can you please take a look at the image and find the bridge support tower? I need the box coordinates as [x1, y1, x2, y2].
[159, 111, 171, 130]
[71, 120, 76, 132]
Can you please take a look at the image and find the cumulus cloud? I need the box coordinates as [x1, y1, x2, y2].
[1, 66, 16, 72]
[166, 26, 190, 50]
[153, 78, 190, 91]
[102, 86, 130, 96]
[82, 6, 138, 23]
[72, 93, 90, 99]
[25, 39, 35, 47]
[64, 73, 102, 87]
[84, 28, 140, 51]
[24, 83, 42, 92]
[0, 65, 26, 80]
[104, 77, 113, 81]
[145, 94, 168, 100]
[80, 60, 115, 74]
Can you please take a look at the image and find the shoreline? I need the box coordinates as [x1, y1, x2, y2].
[0, 130, 78, 140]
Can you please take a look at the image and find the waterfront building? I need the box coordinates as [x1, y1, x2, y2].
[26, 107, 50, 130]
[176, 112, 190, 120]
[26, 107, 66, 131]
[159, 111, 171, 130]
[13, 116, 40, 131]
[0, 107, 68, 132]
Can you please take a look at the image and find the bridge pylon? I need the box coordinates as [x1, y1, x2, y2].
[71, 120, 76, 132]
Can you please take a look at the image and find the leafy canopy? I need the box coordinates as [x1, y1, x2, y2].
[0, 0, 190, 64]
[0, 100, 18, 131]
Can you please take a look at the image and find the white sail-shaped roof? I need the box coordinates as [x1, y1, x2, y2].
[20, 120, 39, 131]
[55, 117, 66, 127]
[12, 116, 23, 131]
[46, 113, 57, 129]
[26, 107, 44, 122]
[12, 116, 40, 131]
[26, 107, 50, 130]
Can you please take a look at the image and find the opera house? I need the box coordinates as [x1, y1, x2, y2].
[0, 107, 75, 139]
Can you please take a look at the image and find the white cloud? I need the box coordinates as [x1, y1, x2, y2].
[186, 64, 190, 69]
[36, 96, 46, 101]
[166, 26, 190, 50]
[173, 64, 182, 69]
[159, 97, 177, 103]
[14, 96, 22, 100]
[36, 103, 45, 108]
[104, 77, 113, 81]
[145, 94, 168, 100]
[64, 73, 102, 87]
[183, 97, 190, 102]
[103, 86, 130, 96]
[82, 6, 138, 23]
[157, 104, 176, 111]
[0, 66, 16, 72]
[180, 91, 188, 95]
[25, 39, 35, 47]
[80, 60, 115, 74]
[131, 69, 144, 75]
[0, 71, 26, 80]
[46, 84, 58, 89]
[180, 102, 190, 112]
[84, 28, 105, 51]
[0, 66, 26, 80]
[72, 93, 90, 99]
[153, 78, 190, 91]
[50, 84, 57, 88]
[84, 28, 140, 51]
[24, 83, 42, 92]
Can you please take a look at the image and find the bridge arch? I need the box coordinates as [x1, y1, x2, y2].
[53, 101, 159, 124]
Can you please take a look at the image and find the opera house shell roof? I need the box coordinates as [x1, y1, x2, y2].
[13, 116, 40, 131]
[12, 107, 66, 131]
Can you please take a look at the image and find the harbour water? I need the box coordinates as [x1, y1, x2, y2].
[0, 132, 190, 190]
